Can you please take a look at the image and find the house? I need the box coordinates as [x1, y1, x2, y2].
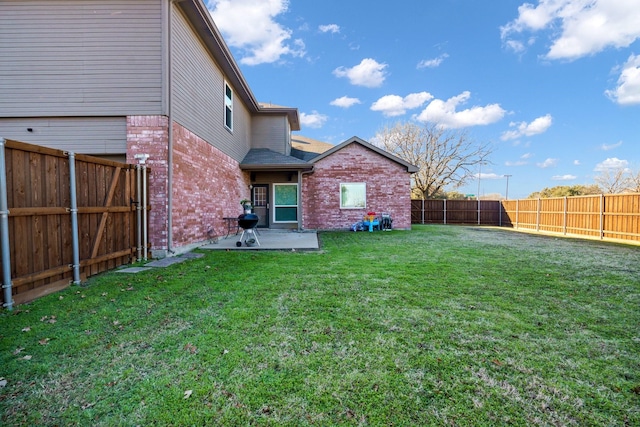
[0, 0, 416, 258]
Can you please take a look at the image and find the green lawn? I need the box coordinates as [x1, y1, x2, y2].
[1, 225, 639, 426]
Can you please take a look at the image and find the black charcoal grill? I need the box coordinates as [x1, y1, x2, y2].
[236, 213, 260, 247]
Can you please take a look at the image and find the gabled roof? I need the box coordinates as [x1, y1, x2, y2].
[240, 148, 312, 171]
[176, 0, 299, 130]
[310, 136, 419, 173]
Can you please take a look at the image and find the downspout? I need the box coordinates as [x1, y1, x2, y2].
[0, 138, 14, 310]
[142, 161, 149, 260]
[68, 152, 81, 285]
[166, 0, 175, 255]
[136, 164, 142, 260]
[135, 155, 150, 260]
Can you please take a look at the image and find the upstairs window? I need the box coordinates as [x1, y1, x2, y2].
[224, 82, 233, 131]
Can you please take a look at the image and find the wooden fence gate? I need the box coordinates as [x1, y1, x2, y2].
[0, 139, 148, 308]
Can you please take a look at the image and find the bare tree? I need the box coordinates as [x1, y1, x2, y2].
[626, 168, 640, 193]
[595, 167, 632, 194]
[375, 121, 492, 199]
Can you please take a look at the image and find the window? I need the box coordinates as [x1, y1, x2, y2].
[224, 82, 233, 131]
[340, 183, 366, 208]
[274, 184, 298, 222]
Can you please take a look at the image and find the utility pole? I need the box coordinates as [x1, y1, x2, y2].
[504, 174, 512, 200]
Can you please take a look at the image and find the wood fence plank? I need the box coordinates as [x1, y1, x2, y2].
[91, 167, 122, 259]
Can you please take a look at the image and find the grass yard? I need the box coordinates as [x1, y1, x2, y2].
[1, 225, 639, 426]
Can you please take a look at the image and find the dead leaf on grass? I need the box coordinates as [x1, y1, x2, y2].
[22, 355, 32, 360]
[39, 338, 50, 345]
[21, 326, 31, 332]
[13, 347, 24, 355]
[183, 390, 193, 399]
[0, 378, 7, 388]
[184, 343, 198, 354]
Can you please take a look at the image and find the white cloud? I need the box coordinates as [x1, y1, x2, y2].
[537, 158, 558, 168]
[417, 54, 449, 69]
[573, 159, 581, 165]
[605, 54, 640, 105]
[594, 157, 629, 171]
[208, 0, 305, 65]
[333, 58, 388, 88]
[370, 92, 433, 117]
[501, 114, 553, 140]
[415, 91, 506, 129]
[319, 24, 340, 34]
[600, 141, 623, 151]
[330, 96, 361, 108]
[479, 173, 503, 180]
[300, 111, 328, 129]
[501, 0, 640, 60]
[552, 174, 577, 180]
[521, 152, 533, 159]
[505, 160, 528, 166]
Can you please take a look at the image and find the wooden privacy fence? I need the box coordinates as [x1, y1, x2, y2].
[0, 139, 148, 308]
[411, 199, 502, 225]
[501, 194, 640, 243]
[411, 194, 640, 244]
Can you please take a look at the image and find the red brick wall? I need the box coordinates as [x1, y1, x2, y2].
[302, 143, 413, 230]
[171, 123, 249, 248]
[127, 116, 170, 254]
[127, 116, 250, 256]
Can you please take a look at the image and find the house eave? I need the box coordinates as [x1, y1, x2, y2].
[239, 164, 313, 172]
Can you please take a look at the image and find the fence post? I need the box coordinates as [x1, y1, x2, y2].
[421, 199, 425, 225]
[0, 138, 13, 310]
[515, 199, 519, 229]
[477, 199, 480, 225]
[68, 152, 81, 285]
[600, 194, 604, 240]
[499, 201, 502, 227]
[536, 198, 541, 231]
[443, 199, 447, 225]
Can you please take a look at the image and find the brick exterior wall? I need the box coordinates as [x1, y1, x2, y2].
[127, 116, 170, 254]
[171, 123, 249, 249]
[127, 116, 250, 257]
[302, 143, 413, 230]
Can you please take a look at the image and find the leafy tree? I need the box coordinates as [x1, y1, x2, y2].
[375, 121, 492, 199]
[527, 184, 601, 199]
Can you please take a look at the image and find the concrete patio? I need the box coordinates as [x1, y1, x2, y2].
[200, 229, 319, 251]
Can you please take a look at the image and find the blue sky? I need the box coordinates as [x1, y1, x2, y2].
[207, 0, 640, 199]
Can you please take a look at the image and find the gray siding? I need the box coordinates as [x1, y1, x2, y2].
[251, 116, 289, 155]
[0, 0, 163, 117]
[0, 117, 126, 154]
[171, 5, 251, 162]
